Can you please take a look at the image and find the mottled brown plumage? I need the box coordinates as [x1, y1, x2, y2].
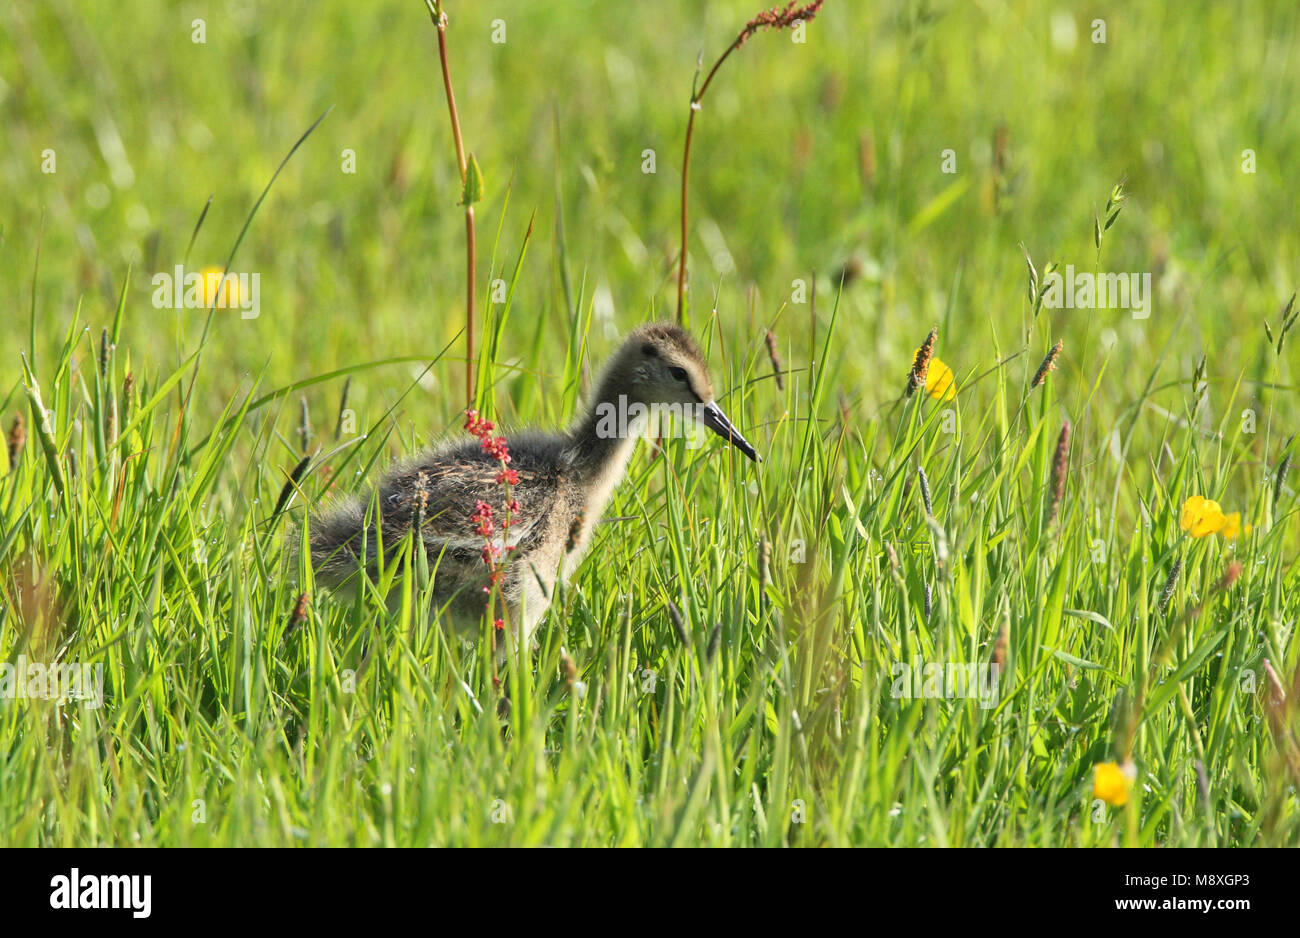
[307, 323, 758, 646]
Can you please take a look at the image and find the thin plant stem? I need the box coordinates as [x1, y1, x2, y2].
[426, 0, 476, 405]
[677, 44, 743, 324]
[675, 3, 824, 324]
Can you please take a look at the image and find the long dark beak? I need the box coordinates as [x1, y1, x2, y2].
[701, 401, 760, 462]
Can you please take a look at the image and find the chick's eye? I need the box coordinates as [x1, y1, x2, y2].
[669, 366, 688, 382]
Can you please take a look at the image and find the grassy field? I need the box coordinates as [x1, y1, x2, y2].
[2, 0, 1299, 846]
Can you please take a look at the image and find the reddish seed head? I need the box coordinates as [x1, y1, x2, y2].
[1047, 421, 1070, 528]
[740, 0, 825, 45]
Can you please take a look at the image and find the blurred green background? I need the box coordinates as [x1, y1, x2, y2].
[2, 0, 1299, 451]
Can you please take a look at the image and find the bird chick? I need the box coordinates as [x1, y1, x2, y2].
[307, 322, 758, 647]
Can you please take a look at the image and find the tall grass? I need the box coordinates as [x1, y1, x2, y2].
[3, 246, 1297, 844]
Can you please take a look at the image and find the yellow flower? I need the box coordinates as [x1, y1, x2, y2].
[1179, 495, 1251, 540]
[1179, 495, 1227, 538]
[1093, 761, 1135, 807]
[924, 356, 956, 401]
[197, 266, 241, 309]
[1218, 511, 1252, 540]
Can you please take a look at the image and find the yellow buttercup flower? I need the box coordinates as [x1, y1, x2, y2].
[1218, 511, 1252, 540]
[924, 356, 956, 401]
[1179, 495, 1227, 538]
[1093, 761, 1135, 807]
[1179, 495, 1251, 540]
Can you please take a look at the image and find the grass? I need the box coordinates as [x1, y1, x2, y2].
[1, 0, 1299, 846]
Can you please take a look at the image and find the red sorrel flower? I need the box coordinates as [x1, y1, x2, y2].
[465, 408, 520, 626]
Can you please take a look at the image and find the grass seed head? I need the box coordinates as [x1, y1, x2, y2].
[1031, 340, 1063, 389]
[98, 327, 113, 378]
[764, 329, 785, 391]
[334, 376, 352, 441]
[1020, 243, 1038, 305]
[122, 372, 136, 421]
[1273, 292, 1299, 354]
[667, 601, 689, 645]
[739, 1, 825, 46]
[917, 466, 933, 517]
[907, 326, 938, 397]
[273, 455, 312, 518]
[1047, 421, 1070, 528]
[1275, 436, 1294, 508]
[1158, 553, 1183, 618]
